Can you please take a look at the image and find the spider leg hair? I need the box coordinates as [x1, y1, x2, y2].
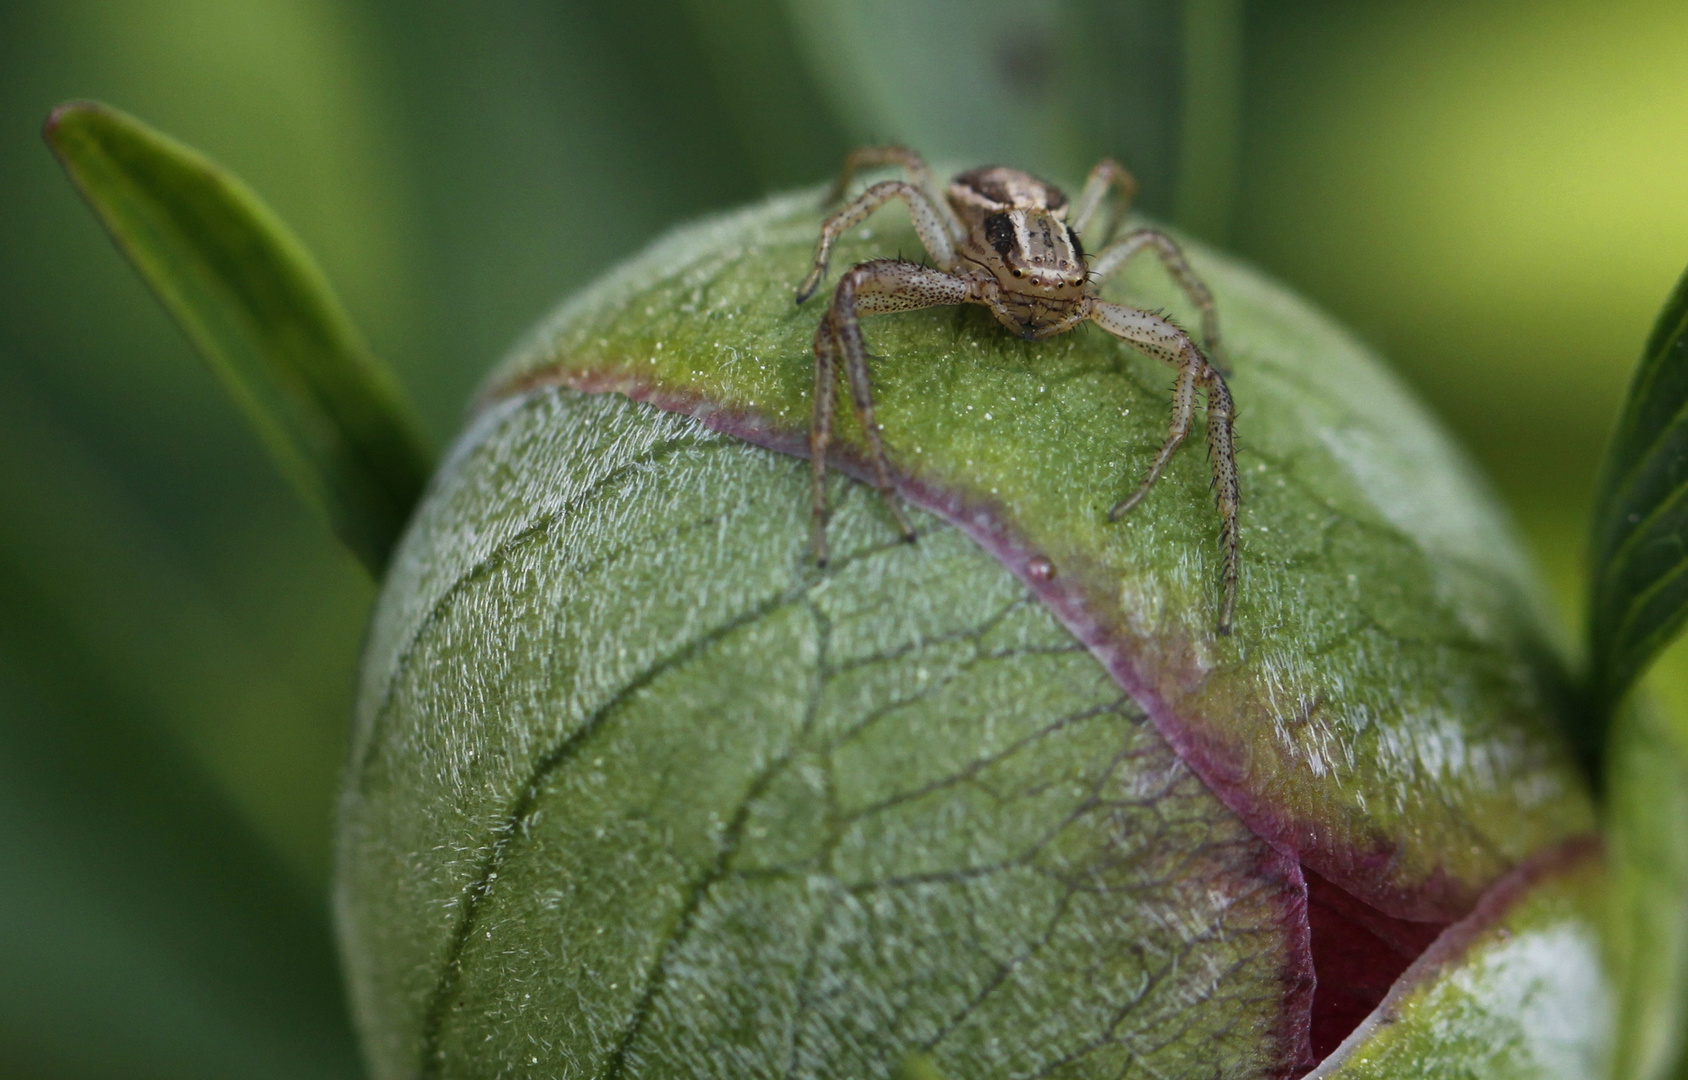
[796, 181, 958, 305]
[1088, 229, 1225, 371]
[808, 260, 973, 563]
[1090, 299, 1239, 633]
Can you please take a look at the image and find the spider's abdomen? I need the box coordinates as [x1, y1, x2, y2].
[948, 166, 1067, 212]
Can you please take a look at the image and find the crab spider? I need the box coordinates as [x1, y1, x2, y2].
[796, 146, 1238, 633]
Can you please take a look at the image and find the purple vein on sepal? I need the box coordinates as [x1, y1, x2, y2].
[489, 367, 1612, 1071]
[497, 366, 1448, 917]
[498, 363, 1327, 1073]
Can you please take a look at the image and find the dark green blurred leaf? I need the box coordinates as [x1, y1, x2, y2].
[675, 0, 851, 189]
[0, 589, 362, 1080]
[0, 369, 362, 1080]
[43, 100, 432, 575]
[1170, 0, 1243, 240]
[1589, 262, 1688, 720]
[781, 0, 1240, 236]
[0, 385, 359, 1080]
[782, 0, 1176, 193]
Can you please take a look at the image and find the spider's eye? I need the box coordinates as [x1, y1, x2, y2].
[984, 213, 1015, 257]
[1067, 225, 1085, 264]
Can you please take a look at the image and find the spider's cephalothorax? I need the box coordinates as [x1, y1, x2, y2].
[947, 165, 1088, 335]
[795, 147, 1238, 633]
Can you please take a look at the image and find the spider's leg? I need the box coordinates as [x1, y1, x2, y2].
[809, 259, 973, 561]
[825, 146, 963, 240]
[1090, 299, 1238, 633]
[1069, 158, 1139, 241]
[1204, 371, 1240, 633]
[810, 315, 840, 566]
[796, 181, 957, 304]
[1109, 340, 1200, 522]
[1089, 229, 1225, 370]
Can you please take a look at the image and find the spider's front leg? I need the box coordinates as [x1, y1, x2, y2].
[1089, 229, 1226, 371]
[823, 145, 961, 242]
[1089, 299, 1239, 633]
[1069, 158, 1140, 242]
[795, 181, 958, 304]
[808, 259, 972, 565]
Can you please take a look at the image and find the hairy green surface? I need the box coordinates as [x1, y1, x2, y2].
[488, 188, 1593, 920]
[342, 186, 1613, 1079]
[44, 101, 431, 575]
[1312, 849, 1611, 1080]
[340, 391, 1310, 1080]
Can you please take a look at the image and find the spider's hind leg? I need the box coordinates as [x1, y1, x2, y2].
[809, 315, 841, 566]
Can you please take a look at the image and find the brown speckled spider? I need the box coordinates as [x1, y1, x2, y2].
[796, 146, 1239, 633]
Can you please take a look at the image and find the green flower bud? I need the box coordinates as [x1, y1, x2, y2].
[337, 189, 1603, 1079]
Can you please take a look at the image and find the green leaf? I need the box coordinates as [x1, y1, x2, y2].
[1588, 261, 1688, 717]
[0, 592, 362, 1080]
[43, 100, 432, 576]
[340, 188, 1599, 1076]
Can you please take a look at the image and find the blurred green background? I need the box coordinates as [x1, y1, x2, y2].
[3, 1, 1686, 1076]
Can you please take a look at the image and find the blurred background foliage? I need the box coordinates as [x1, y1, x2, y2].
[3, 1, 1687, 1076]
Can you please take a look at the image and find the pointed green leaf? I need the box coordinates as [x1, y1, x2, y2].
[1589, 261, 1688, 716]
[43, 100, 432, 576]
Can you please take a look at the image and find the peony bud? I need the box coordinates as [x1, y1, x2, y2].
[337, 190, 1603, 1080]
